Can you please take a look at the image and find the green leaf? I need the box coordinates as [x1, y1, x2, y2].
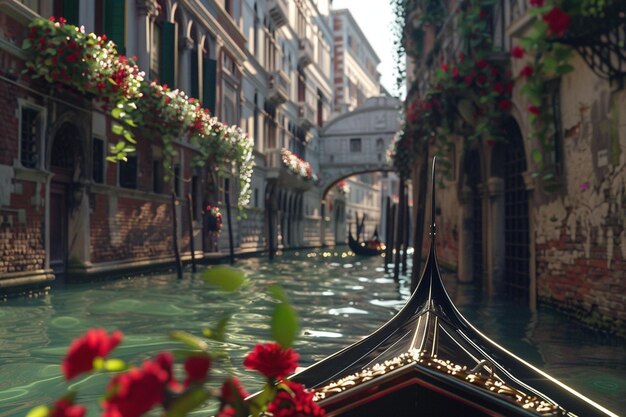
[268, 285, 288, 303]
[202, 315, 231, 342]
[26, 406, 49, 417]
[271, 302, 298, 348]
[111, 108, 125, 119]
[111, 124, 124, 135]
[202, 266, 247, 292]
[166, 388, 211, 417]
[557, 64, 575, 74]
[103, 358, 127, 372]
[249, 384, 277, 417]
[531, 148, 543, 163]
[169, 330, 210, 352]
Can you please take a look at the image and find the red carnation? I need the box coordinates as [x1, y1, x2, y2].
[543, 7, 571, 36]
[452, 67, 459, 77]
[244, 342, 299, 379]
[183, 354, 211, 387]
[476, 59, 488, 69]
[61, 328, 123, 380]
[519, 65, 534, 77]
[464, 75, 473, 86]
[50, 399, 86, 417]
[221, 377, 249, 404]
[511, 46, 525, 59]
[493, 82, 504, 94]
[498, 99, 512, 111]
[440, 63, 448, 72]
[102, 353, 172, 417]
[528, 105, 541, 115]
[267, 381, 325, 417]
[530, 0, 544, 6]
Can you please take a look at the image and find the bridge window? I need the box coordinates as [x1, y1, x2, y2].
[376, 138, 384, 150]
[350, 138, 362, 152]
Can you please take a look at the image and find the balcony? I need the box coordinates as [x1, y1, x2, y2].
[267, 0, 288, 28]
[298, 101, 315, 130]
[298, 38, 314, 67]
[266, 149, 313, 191]
[267, 70, 289, 106]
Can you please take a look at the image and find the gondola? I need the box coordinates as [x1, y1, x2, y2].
[348, 230, 383, 257]
[292, 158, 618, 417]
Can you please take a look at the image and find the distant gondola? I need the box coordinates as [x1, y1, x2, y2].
[292, 158, 618, 417]
[347, 230, 383, 257]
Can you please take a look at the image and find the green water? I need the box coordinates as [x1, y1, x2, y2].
[0, 249, 625, 416]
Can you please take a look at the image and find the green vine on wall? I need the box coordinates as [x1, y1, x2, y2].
[23, 17, 254, 208]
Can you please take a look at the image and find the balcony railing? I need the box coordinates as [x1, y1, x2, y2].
[298, 101, 315, 130]
[298, 38, 314, 67]
[267, 70, 289, 105]
[267, 0, 288, 28]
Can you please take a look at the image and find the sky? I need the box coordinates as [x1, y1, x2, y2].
[331, 0, 398, 96]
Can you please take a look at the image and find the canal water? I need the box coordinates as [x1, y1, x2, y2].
[0, 249, 625, 416]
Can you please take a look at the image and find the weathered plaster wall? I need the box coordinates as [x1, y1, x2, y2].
[534, 55, 626, 334]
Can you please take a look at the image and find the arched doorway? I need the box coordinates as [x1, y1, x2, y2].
[49, 123, 84, 274]
[502, 120, 530, 299]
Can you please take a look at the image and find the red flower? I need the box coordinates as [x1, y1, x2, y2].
[530, 0, 544, 6]
[452, 67, 459, 77]
[50, 399, 86, 417]
[519, 65, 534, 77]
[543, 7, 571, 36]
[464, 75, 473, 86]
[493, 82, 504, 94]
[183, 354, 211, 387]
[221, 377, 249, 404]
[498, 99, 512, 111]
[216, 407, 237, 417]
[243, 342, 299, 379]
[476, 59, 488, 69]
[61, 328, 123, 380]
[102, 353, 172, 417]
[267, 381, 325, 417]
[528, 105, 541, 115]
[440, 63, 448, 72]
[476, 74, 487, 85]
[511, 46, 525, 59]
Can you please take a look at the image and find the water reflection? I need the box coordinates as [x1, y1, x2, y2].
[0, 249, 624, 416]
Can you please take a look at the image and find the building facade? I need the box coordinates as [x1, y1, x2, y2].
[400, 0, 626, 334]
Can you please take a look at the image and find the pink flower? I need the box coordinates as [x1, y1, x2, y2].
[511, 46, 525, 59]
[579, 182, 590, 191]
[61, 328, 123, 380]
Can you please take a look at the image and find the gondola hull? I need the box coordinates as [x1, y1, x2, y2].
[348, 232, 383, 257]
[291, 158, 618, 417]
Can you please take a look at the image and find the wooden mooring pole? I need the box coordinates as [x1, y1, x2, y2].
[394, 177, 406, 281]
[171, 193, 183, 279]
[186, 193, 196, 273]
[384, 197, 392, 272]
[401, 186, 410, 274]
[224, 179, 235, 265]
[385, 202, 396, 273]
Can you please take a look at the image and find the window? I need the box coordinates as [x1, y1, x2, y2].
[253, 92, 259, 148]
[254, 188, 259, 208]
[253, 3, 259, 57]
[350, 138, 362, 152]
[92, 138, 105, 183]
[151, 23, 161, 79]
[152, 160, 163, 193]
[119, 155, 138, 189]
[20, 106, 42, 169]
[376, 138, 385, 150]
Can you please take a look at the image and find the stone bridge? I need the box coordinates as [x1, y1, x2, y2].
[318, 96, 401, 197]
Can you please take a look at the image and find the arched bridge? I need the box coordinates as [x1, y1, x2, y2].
[318, 96, 401, 195]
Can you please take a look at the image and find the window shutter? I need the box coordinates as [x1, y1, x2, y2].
[202, 57, 217, 113]
[160, 21, 177, 87]
[190, 49, 199, 99]
[104, 0, 126, 55]
[63, 0, 80, 26]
